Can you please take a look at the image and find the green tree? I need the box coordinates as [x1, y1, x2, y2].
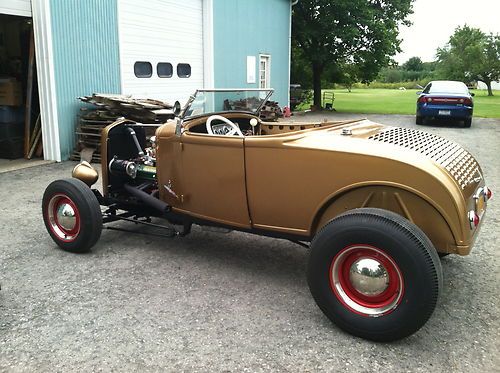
[437, 25, 500, 96]
[292, 0, 414, 107]
[402, 56, 423, 71]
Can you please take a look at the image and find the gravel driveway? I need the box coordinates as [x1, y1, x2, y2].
[0, 114, 498, 372]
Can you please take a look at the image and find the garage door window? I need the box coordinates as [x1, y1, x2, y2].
[157, 63, 173, 78]
[134, 62, 152, 78]
[177, 63, 191, 78]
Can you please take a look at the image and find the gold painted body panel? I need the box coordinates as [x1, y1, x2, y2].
[99, 116, 486, 256]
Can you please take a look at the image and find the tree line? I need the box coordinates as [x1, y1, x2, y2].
[292, 0, 500, 105]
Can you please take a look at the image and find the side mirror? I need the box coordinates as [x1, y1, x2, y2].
[470, 92, 475, 97]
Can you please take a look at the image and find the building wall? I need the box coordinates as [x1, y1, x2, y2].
[50, 0, 121, 160]
[45, 0, 291, 160]
[212, 0, 291, 107]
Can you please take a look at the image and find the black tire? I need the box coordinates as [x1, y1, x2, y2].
[416, 115, 423, 125]
[42, 178, 102, 253]
[438, 252, 450, 258]
[308, 208, 442, 342]
[463, 118, 472, 128]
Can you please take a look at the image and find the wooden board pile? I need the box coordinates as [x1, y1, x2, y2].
[71, 94, 179, 163]
[224, 97, 283, 122]
[259, 101, 283, 122]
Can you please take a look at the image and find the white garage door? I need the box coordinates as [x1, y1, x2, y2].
[118, 0, 204, 106]
[0, 0, 31, 17]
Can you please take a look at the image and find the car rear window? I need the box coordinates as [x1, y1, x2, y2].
[425, 81, 468, 94]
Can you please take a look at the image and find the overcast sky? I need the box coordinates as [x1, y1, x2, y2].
[395, 0, 500, 64]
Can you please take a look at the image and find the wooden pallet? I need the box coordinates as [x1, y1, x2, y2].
[73, 93, 179, 163]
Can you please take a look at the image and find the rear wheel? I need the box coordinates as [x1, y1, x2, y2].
[42, 178, 102, 253]
[308, 208, 442, 341]
[463, 118, 472, 128]
[416, 115, 423, 125]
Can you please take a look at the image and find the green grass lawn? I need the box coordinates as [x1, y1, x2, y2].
[315, 88, 500, 118]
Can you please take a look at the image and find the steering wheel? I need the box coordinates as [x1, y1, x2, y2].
[206, 115, 243, 136]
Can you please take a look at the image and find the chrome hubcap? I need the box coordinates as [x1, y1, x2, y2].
[349, 258, 389, 296]
[330, 245, 404, 317]
[56, 203, 77, 231]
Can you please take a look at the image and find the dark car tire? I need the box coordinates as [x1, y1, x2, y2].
[42, 178, 102, 253]
[308, 208, 442, 342]
[463, 118, 472, 128]
[416, 115, 423, 125]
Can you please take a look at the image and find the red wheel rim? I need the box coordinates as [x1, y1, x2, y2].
[45, 194, 81, 242]
[329, 245, 404, 317]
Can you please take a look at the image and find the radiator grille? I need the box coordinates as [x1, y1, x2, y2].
[369, 127, 480, 189]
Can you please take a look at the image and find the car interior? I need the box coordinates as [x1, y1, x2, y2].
[184, 113, 334, 136]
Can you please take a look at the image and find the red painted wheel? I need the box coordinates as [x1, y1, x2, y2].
[46, 194, 81, 242]
[42, 178, 102, 253]
[330, 245, 404, 317]
[308, 208, 442, 341]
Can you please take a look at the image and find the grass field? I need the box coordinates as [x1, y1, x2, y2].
[313, 89, 500, 118]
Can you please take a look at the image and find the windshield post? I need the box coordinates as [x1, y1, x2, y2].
[180, 93, 197, 119]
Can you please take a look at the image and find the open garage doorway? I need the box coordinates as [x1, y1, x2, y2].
[0, 13, 48, 173]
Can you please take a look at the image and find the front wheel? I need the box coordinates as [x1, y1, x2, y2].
[42, 178, 102, 253]
[308, 208, 442, 341]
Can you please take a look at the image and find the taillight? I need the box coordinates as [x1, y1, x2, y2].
[468, 210, 480, 229]
[484, 186, 492, 200]
[463, 98, 473, 106]
[417, 96, 427, 103]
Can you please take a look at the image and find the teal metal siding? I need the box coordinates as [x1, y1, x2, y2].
[213, 0, 291, 106]
[50, 0, 121, 160]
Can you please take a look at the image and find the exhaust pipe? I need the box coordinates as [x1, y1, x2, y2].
[123, 184, 170, 214]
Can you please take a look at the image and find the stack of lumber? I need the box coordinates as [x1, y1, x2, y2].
[223, 97, 283, 122]
[260, 101, 283, 122]
[71, 94, 179, 163]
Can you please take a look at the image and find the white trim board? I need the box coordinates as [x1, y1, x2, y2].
[32, 0, 61, 161]
[0, 0, 32, 17]
[202, 0, 214, 88]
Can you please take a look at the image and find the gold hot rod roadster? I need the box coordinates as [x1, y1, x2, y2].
[42, 89, 491, 341]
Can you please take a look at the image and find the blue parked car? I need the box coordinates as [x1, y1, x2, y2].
[416, 80, 474, 127]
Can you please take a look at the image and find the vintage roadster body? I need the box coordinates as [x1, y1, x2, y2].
[42, 89, 491, 341]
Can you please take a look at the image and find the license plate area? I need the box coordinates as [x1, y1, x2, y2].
[438, 110, 451, 116]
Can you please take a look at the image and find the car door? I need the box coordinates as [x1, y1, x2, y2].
[175, 132, 251, 228]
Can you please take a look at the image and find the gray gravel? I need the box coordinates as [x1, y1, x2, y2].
[0, 114, 499, 372]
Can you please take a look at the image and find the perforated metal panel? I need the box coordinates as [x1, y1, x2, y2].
[369, 127, 480, 189]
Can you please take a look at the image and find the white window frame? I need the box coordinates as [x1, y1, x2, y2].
[259, 54, 271, 89]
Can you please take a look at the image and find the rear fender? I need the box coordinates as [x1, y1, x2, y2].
[311, 185, 457, 254]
